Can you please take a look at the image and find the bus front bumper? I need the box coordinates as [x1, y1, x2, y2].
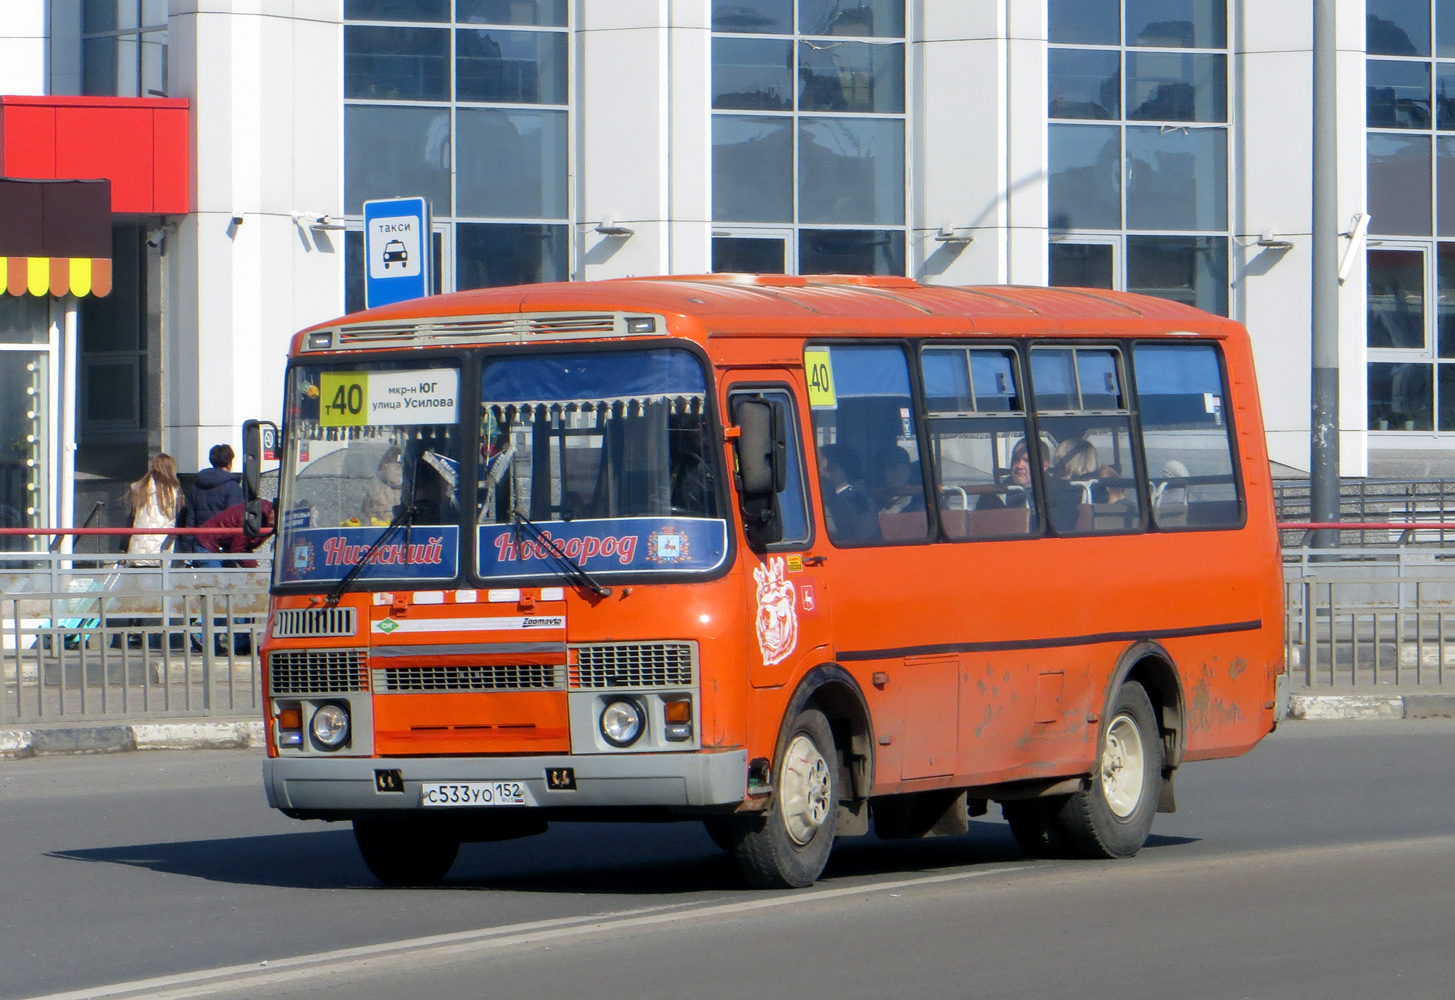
[263, 749, 749, 815]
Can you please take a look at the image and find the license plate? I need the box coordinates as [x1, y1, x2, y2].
[419, 781, 535, 807]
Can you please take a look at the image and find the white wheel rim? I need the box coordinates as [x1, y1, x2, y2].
[779, 734, 832, 845]
[1100, 713, 1147, 819]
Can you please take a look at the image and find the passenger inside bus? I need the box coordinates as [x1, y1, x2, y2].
[874, 445, 924, 514]
[975, 437, 1045, 513]
[817, 443, 878, 543]
[1047, 438, 1098, 532]
[361, 447, 403, 525]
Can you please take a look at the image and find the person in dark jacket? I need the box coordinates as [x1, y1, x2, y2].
[185, 444, 244, 561]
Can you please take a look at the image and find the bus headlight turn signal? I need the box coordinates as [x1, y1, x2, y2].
[663, 697, 693, 742]
[310, 703, 351, 750]
[277, 704, 303, 747]
[600, 699, 644, 747]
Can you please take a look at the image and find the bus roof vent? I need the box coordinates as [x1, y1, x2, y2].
[329, 313, 651, 349]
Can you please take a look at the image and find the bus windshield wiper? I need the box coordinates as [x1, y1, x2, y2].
[323, 456, 420, 607]
[510, 509, 612, 599]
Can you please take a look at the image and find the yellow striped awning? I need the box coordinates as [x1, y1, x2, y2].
[0, 256, 112, 298]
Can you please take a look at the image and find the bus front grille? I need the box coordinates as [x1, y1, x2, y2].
[272, 607, 357, 638]
[374, 664, 566, 692]
[269, 649, 369, 694]
[571, 643, 697, 689]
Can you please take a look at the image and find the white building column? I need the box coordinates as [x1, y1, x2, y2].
[0, 0, 49, 95]
[166, 1, 344, 471]
[578, 0, 712, 279]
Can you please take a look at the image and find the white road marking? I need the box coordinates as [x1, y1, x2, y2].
[21, 866, 1029, 1000]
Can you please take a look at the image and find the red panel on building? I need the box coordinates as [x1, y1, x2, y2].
[0, 96, 190, 215]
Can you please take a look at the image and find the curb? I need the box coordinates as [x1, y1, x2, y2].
[1286, 693, 1455, 721]
[0, 720, 264, 760]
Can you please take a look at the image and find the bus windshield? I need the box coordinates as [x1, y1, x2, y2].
[274, 361, 463, 587]
[476, 348, 728, 579]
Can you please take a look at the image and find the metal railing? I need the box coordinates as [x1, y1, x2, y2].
[1275, 479, 1455, 547]
[1285, 575, 1455, 688]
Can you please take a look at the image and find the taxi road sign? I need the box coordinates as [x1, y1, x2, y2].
[363, 197, 432, 309]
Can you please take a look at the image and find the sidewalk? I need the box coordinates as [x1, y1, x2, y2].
[2, 692, 1454, 760]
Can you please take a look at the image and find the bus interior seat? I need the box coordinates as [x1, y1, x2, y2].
[878, 510, 929, 541]
[943, 506, 1030, 538]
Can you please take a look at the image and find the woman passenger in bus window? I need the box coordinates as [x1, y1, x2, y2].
[1047, 438, 1099, 531]
[874, 445, 925, 514]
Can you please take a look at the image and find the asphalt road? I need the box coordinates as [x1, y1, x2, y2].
[3, 719, 1453, 1000]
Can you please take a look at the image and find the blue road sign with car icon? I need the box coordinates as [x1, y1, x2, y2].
[363, 197, 431, 308]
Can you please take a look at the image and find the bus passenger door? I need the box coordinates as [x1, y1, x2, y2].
[726, 381, 831, 689]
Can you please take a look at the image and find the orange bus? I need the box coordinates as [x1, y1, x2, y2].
[248, 275, 1286, 889]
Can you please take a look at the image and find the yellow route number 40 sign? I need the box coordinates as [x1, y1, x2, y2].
[320, 372, 369, 426]
[804, 348, 837, 409]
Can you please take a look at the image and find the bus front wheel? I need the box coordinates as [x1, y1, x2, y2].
[732, 708, 839, 888]
[353, 817, 461, 886]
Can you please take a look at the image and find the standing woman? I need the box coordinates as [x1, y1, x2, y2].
[128, 454, 183, 566]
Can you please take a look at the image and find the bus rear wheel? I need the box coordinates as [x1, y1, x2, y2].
[733, 708, 838, 888]
[353, 817, 461, 886]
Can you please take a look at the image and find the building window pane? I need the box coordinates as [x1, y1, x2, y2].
[712, 37, 793, 111]
[345, 105, 452, 214]
[346, 231, 365, 314]
[344, 0, 449, 22]
[0, 296, 51, 345]
[1368, 248, 1427, 349]
[713, 237, 787, 273]
[712, 0, 792, 34]
[1048, 0, 1119, 46]
[1439, 65, 1455, 129]
[799, 229, 905, 275]
[1048, 48, 1121, 120]
[141, 0, 166, 25]
[1369, 133, 1433, 235]
[458, 0, 567, 26]
[456, 108, 568, 219]
[1126, 126, 1227, 231]
[1366, 59, 1432, 128]
[83, 0, 126, 33]
[799, 0, 904, 38]
[141, 30, 166, 96]
[1440, 244, 1455, 357]
[1126, 235, 1228, 315]
[1048, 123, 1121, 230]
[1441, 365, 1455, 429]
[1125, 0, 1226, 49]
[1368, 362, 1434, 430]
[1439, 138, 1455, 236]
[1440, 0, 1455, 57]
[82, 36, 120, 95]
[344, 26, 449, 101]
[1367, 0, 1433, 57]
[457, 29, 567, 104]
[1126, 52, 1226, 123]
[798, 40, 904, 113]
[456, 223, 568, 289]
[712, 116, 793, 223]
[798, 118, 905, 226]
[1049, 243, 1115, 288]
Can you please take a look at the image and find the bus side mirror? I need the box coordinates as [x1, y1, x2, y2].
[732, 398, 787, 548]
[241, 419, 277, 536]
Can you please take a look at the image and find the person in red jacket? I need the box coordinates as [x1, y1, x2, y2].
[195, 500, 274, 568]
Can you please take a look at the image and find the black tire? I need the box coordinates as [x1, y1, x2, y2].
[702, 818, 736, 853]
[353, 817, 460, 886]
[1001, 796, 1072, 859]
[1058, 681, 1163, 859]
[733, 708, 838, 889]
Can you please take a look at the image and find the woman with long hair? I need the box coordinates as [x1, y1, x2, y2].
[128, 453, 182, 565]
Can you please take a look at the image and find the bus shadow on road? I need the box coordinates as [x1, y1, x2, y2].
[46, 819, 1200, 895]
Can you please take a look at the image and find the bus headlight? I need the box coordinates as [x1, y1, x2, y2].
[600, 699, 644, 748]
[310, 703, 351, 750]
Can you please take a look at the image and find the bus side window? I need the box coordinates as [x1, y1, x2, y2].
[1030, 346, 1144, 536]
[808, 344, 928, 547]
[1132, 343, 1243, 530]
[730, 388, 813, 548]
[920, 346, 1038, 539]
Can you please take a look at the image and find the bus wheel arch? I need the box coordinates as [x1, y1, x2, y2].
[1105, 641, 1186, 773]
[783, 663, 876, 808]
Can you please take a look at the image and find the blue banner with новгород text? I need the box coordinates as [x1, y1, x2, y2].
[477, 518, 728, 579]
[278, 526, 460, 584]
